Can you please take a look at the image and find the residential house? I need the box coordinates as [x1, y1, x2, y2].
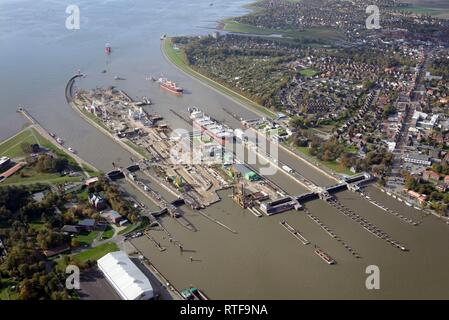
[422, 170, 440, 182]
[78, 219, 96, 232]
[88, 193, 108, 211]
[101, 210, 123, 225]
[61, 225, 81, 235]
[407, 190, 427, 205]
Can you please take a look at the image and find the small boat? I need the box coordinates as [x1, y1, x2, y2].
[49, 132, 56, 138]
[68, 147, 76, 153]
[56, 137, 64, 145]
[181, 287, 208, 300]
[105, 43, 112, 55]
[160, 34, 166, 40]
[114, 76, 126, 80]
[142, 96, 152, 105]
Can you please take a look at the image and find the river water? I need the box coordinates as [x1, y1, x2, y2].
[1, 0, 449, 299]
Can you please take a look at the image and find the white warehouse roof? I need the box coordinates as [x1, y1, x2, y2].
[97, 251, 154, 300]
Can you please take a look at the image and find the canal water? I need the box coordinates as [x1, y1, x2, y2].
[1, 0, 449, 299]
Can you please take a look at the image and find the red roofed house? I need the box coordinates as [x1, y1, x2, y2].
[422, 170, 440, 182]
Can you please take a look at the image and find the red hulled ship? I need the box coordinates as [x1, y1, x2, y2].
[158, 78, 183, 95]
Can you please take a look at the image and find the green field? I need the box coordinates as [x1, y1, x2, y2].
[101, 225, 115, 240]
[163, 38, 276, 118]
[0, 126, 36, 158]
[1, 167, 82, 186]
[0, 127, 91, 186]
[0, 279, 18, 300]
[74, 231, 99, 246]
[80, 108, 110, 132]
[124, 140, 150, 159]
[0, 127, 80, 166]
[72, 243, 119, 263]
[393, 4, 449, 17]
[294, 145, 354, 176]
[221, 19, 343, 42]
[299, 68, 318, 77]
[118, 222, 142, 235]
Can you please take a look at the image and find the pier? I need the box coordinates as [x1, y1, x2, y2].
[305, 210, 361, 259]
[360, 191, 420, 226]
[327, 199, 408, 252]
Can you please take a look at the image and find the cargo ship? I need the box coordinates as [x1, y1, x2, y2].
[158, 78, 183, 95]
[189, 107, 234, 146]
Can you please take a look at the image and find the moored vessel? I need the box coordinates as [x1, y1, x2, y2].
[315, 249, 336, 265]
[189, 107, 234, 146]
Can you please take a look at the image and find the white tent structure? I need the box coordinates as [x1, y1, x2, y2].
[97, 251, 154, 300]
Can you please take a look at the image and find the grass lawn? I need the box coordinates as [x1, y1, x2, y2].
[393, 5, 449, 17]
[163, 38, 276, 119]
[80, 108, 110, 132]
[221, 19, 344, 42]
[72, 243, 119, 263]
[29, 222, 47, 232]
[0, 127, 92, 186]
[124, 140, 150, 159]
[0, 126, 37, 159]
[1, 166, 82, 186]
[299, 68, 317, 77]
[74, 231, 99, 246]
[294, 145, 354, 176]
[101, 225, 115, 240]
[118, 222, 143, 235]
[0, 279, 18, 300]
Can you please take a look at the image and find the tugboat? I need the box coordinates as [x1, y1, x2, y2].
[181, 287, 208, 300]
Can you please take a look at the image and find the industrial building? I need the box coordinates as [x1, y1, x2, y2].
[97, 251, 154, 300]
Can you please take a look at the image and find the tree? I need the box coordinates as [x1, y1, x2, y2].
[20, 142, 33, 154]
